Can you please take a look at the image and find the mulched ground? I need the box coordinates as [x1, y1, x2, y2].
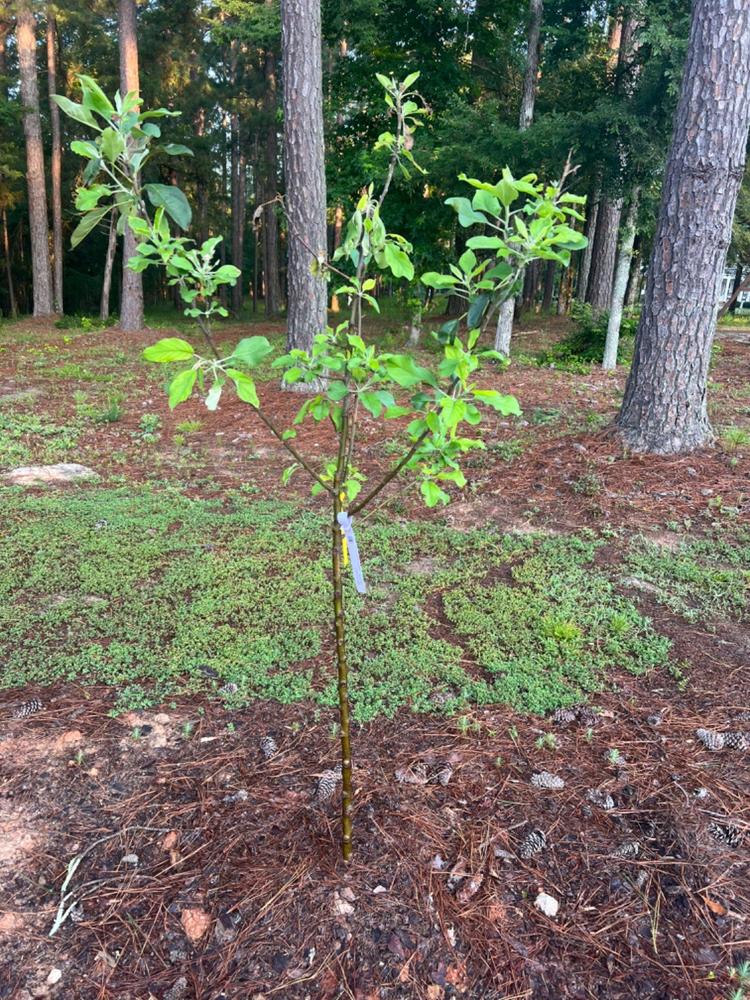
[1, 316, 749, 998]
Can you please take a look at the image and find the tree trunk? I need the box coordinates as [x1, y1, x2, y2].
[118, 0, 144, 331]
[576, 189, 599, 300]
[46, 8, 63, 313]
[603, 188, 640, 370]
[100, 213, 117, 323]
[17, 0, 53, 317]
[728, 262, 743, 313]
[719, 269, 750, 318]
[617, 0, 750, 454]
[557, 261, 574, 315]
[281, 0, 328, 352]
[494, 0, 542, 353]
[586, 195, 623, 314]
[230, 107, 245, 315]
[542, 260, 556, 312]
[2, 207, 18, 318]
[263, 41, 282, 318]
[624, 241, 642, 308]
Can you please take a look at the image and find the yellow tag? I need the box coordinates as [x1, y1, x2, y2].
[339, 492, 349, 566]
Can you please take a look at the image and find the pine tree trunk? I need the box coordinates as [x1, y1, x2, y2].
[17, 0, 53, 317]
[118, 0, 144, 331]
[46, 8, 63, 313]
[586, 195, 623, 314]
[576, 189, 599, 300]
[281, 0, 328, 352]
[728, 262, 743, 314]
[2, 207, 18, 318]
[617, 0, 750, 454]
[624, 242, 642, 308]
[603, 189, 639, 370]
[100, 213, 117, 323]
[542, 260, 556, 312]
[230, 108, 245, 315]
[494, 0, 542, 353]
[263, 42, 282, 318]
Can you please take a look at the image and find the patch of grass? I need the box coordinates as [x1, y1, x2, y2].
[0, 488, 671, 720]
[443, 534, 670, 714]
[625, 531, 750, 623]
[720, 426, 750, 453]
[489, 438, 525, 462]
[0, 411, 81, 467]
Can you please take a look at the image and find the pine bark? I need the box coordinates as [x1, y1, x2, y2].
[542, 260, 556, 312]
[281, 0, 328, 351]
[603, 189, 639, 369]
[17, 0, 54, 316]
[230, 106, 245, 315]
[576, 189, 599, 300]
[262, 42, 282, 318]
[2, 207, 18, 318]
[586, 195, 623, 314]
[617, 0, 750, 454]
[118, 0, 144, 331]
[494, 0, 542, 353]
[46, 8, 63, 313]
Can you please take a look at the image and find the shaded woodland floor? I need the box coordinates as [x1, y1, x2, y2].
[0, 312, 749, 999]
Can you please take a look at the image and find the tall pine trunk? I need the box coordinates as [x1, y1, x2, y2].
[281, 0, 328, 351]
[118, 0, 144, 332]
[576, 188, 599, 300]
[262, 41, 282, 318]
[17, 0, 53, 316]
[46, 8, 63, 313]
[230, 107, 245, 315]
[2, 207, 18, 318]
[617, 0, 750, 454]
[495, 0, 542, 353]
[586, 196, 623, 314]
[603, 188, 639, 369]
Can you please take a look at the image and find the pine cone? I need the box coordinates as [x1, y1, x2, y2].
[259, 735, 278, 759]
[314, 767, 342, 803]
[12, 698, 43, 719]
[722, 731, 749, 751]
[553, 707, 577, 726]
[518, 829, 547, 860]
[709, 822, 743, 847]
[613, 840, 641, 859]
[218, 682, 238, 696]
[696, 728, 725, 751]
[435, 763, 454, 787]
[587, 788, 615, 810]
[531, 771, 565, 790]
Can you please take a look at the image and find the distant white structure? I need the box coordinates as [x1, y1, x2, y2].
[719, 266, 750, 311]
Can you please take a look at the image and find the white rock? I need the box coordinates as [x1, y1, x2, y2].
[332, 893, 354, 917]
[121, 853, 139, 866]
[372, 885, 387, 894]
[46, 969, 63, 985]
[5, 463, 98, 486]
[534, 892, 560, 918]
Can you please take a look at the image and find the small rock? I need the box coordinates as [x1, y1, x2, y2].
[46, 969, 62, 986]
[164, 977, 189, 1000]
[340, 886, 356, 902]
[181, 906, 212, 943]
[153, 713, 170, 725]
[693, 787, 710, 799]
[223, 789, 249, 803]
[431, 854, 448, 871]
[5, 463, 98, 486]
[332, 893, 354, 917]
[372, 885, 387, 894]
[121, 853, 139, 866]
[162, 831, 179, 852]
[534, 892, 559, 917]
[55, 730, 83, 752]
[493, 847, 515, 862]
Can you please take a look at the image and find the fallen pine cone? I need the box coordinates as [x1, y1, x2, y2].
[613, 840, 641, 859]
[531, 771, 565, 790]
[709, 822, 743, 847]
[314, 767, 342, 803]
[259, 735, 278, 759]
[518, 829, 547, 860]
[12, 698, 43, 719]
[395, 762, 428, 785]
[587, 788, 615, 811]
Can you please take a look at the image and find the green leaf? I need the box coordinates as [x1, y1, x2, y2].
[445, 197, 488, 228]
[230, 336, 272, 368]
[383, 242, 414, 280]
[52, 94, 97, 128]
[142, 123, 161, 138]
[145, 183, 192, 230]
[466, 235, 504, 251]
[360, 391, 383, 418]
[282, 463, 300, 486]
[168, 368, 197, 409]
[100, 127, 125, 163]
[226, 368, 259, 407]
[421, 480, 450, 508]
[458, 249, 477, 274]
[214, 264, 241, 284]
[74, 184, 110, 211]
[385, 355, 437, 388]
[70, 207, 109, 248]
[70, 139, 99, 160]
[327, 381, 348, 401]
[78, 74, 115, 118]
[143, 337, 195, 363]
[467, 294, 490, 329]
[421, 271, 459, 289]
[162, 143, 194, 156]
[472, 189, 501, 216]
[401, 70, 420, 90]
[472, 389, 521, 415]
